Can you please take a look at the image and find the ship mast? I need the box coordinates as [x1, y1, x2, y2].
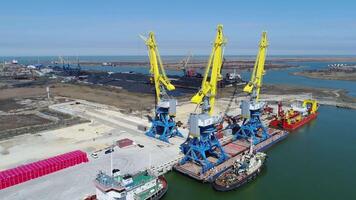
[249, 136, 254, 154]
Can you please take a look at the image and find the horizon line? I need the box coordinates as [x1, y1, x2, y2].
[1, 54, 356, 58]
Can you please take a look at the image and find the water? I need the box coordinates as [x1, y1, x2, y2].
[163, 105, 356, 200]
[241, 61, 356, 97]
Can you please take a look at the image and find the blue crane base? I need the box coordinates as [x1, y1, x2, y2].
[233, 109, 270, 145]
[179, 126, 228, 174]
[145, 110, 183, 143]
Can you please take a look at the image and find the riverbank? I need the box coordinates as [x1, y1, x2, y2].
[293, 71, 356, 81]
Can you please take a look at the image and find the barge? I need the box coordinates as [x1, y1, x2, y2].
[174, 128, 287, 183]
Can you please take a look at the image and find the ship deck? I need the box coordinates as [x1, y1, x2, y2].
[174, 128, 288, 182]
[270, 112, 318, 131]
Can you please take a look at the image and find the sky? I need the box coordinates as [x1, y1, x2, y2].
[0, 0, 356, 56]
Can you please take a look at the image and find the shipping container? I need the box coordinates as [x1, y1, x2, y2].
[0, 150, 88, 190]
[117, 138, 134, 148]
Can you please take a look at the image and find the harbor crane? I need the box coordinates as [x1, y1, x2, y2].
[142, 32, 183, 143]
[179, 24, 228, 173]
[234, 32, 270, 144]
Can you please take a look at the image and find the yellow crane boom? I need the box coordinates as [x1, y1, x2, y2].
[144, 32, 175, 102]
[243, 32, 269, 102]
[191, 24, 226, 115]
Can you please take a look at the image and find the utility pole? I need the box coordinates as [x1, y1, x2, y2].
[149, 152, 151, 169]
[110, 148, 113, 176]
[46, 86, 50, 100]
[110, 140, 115, 176]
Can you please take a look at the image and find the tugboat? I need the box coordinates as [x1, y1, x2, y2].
[212, 140, 267, 191]
[93, 170, 168, 200]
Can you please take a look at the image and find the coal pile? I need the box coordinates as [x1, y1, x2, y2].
[84, 71, 243, 97]
[85, 72, 197, 95]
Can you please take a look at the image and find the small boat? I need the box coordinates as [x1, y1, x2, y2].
[212, 140, 267, 192]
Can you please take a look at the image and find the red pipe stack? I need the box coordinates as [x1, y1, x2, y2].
[0, 150, 88, 190]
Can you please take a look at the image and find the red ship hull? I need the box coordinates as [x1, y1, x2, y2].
[269, 112, 318, 131]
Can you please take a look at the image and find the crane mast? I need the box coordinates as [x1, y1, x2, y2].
[243, 31, 268, 103]
[191, 24, 226, 115]
[233, 32, 270, 145]
[142, 32, 183, 143]
[145, 32, 175, 103]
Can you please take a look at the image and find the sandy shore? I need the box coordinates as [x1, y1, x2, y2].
[293, 71, 356, 81]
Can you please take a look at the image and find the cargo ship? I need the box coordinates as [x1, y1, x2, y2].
[269, 99, 318, 131]
[94, 170, 168, 200]
[212, 143, 267, 192]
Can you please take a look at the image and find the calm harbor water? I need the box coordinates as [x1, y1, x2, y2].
[163, 105, 356, 200]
